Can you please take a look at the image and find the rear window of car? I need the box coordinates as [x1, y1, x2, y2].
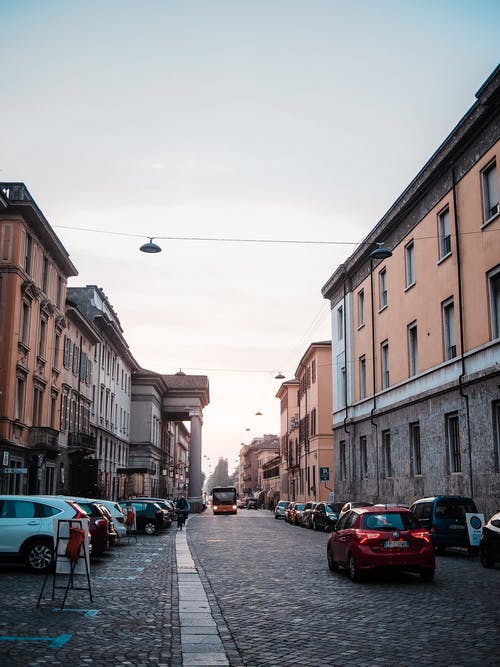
[362, 512, 419, 531]
[435, 499, 477, 519]
[296, 504, 306, 510]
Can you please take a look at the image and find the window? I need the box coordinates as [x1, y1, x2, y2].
[53, 333, 60, 370]
[359, 355, 367, 399]
[24, 234, 32, 274]
[339, 440, 347, 481]
[311, 359, 316, 383]
[337, 352, 346, 407]
[337, 306, 344, 340]
[408, 321, 418, 376]
[14, 375, 26, 421]
[438, 207, 451, 259]
[378, 268, 388, 309]
[20, 300, 31, 346]
[72, 343, 80, 375]
[381, 340, 389, 389]
[33, 386, 44, 426]
[360, 435, 368, 478]
[56, 276, 63, 309]
[488, 266, 500, 339]
[382, 430, 392, 477]
[442, 299, 456, 360]
[42, 256, 49, 294]
[446, 412, 461, 473]
[494, 401, 500, 472]
[310, 408, 317, 436]
[405, 241, 415, 287]
[410, 422, 421, 476]
[482, 160, 499, 222]
[37, 317, 47, 359]
[358, 290, 365, 327]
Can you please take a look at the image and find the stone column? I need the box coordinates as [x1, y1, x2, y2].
[188, 408, 203, 512]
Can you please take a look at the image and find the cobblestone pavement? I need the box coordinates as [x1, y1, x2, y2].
[187, 510, 500, 667]
[1, 511, 499, 667]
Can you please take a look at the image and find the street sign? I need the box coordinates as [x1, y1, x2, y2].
[4, 468, 28, 474]
[319, 466, 329, 482]
[3, 451, 9, 466]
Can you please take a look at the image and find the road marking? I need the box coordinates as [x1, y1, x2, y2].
[0, 634, 72, 648]
[93, 575, 137, 580]
[52, 608, 100, 618]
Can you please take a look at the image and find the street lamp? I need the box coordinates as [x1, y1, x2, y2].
[139, 237, 162, 253]
[369, 243, 392, 502]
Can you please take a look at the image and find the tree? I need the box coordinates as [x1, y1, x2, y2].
[206, 457, 232, 490]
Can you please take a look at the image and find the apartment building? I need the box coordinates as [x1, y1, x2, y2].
[321, 65, 500, 518]
[0, 183, 77, 494]
[239, 434, 279, 499]
[66, 285, 139, 500]
[275, 378, 299, 499]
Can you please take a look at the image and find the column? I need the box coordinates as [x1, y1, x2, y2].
[188, 408, 203, 512]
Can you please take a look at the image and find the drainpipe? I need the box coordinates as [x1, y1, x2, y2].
[369, 257, 380, 502]
[342, 274, 352, 488]
[452, 166, 474, 498]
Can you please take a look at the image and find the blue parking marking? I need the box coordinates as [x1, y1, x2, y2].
[0, 633, 72, 648]
[52, 608, 100, 618]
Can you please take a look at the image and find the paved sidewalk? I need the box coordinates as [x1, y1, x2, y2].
[176, 523, 229, 666]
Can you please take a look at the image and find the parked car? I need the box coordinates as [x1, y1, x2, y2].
[310, 502, 342, 532]
[274, 500, 290, 520]
[290, 502, 306, 525]
[327, 505, 435, 582]
[409, 496, 478, 553]
[284, 502, 296, 524]
[0, 495, 90, 572]
[338, 501, 373, 520]
[246, 498, 258, 510]
[301, 501, 318, 528]
[73, 500, 113, 555]
[93, 499, 127, 539]
[120, 500, 170, 534]
[480, 511, 500, 568]
[131, 497, 173, 527]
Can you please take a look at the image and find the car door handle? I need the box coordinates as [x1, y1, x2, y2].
[28, 520, 39, 525]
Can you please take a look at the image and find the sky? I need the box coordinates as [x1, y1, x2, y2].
[1, 0, 499, 475]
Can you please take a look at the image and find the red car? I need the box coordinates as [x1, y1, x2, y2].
[327, 505, 435, 582]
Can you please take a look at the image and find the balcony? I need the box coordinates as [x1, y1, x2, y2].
[29, 427, 59, 448]
[68, 431, 97, 453]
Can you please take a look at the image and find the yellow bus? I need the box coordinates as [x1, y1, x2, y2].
[211, 486, 237, 515]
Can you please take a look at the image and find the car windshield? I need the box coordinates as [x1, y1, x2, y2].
[296, 504, 306, 510]
[362, 512, 419, 531]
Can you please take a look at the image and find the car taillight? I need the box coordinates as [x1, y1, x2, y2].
[95, 518, 107, 528]
[410, 530, 431, 543]
[67, 501, 87, 519]
[356, 530, 381, 544]
[155, 511, 162, 518]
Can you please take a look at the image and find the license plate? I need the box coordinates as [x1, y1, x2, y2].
[449, 525, 465, 529]
[384, 540, 409, 549]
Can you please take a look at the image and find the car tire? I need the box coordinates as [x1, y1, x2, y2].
[480, 546, 494, 568]
[24, 539, 53, 573]
[143, 521, 157, 535]
[327, 546, 339, 572]
[348, 554, 361, 582]
[420, 568, 435, 582]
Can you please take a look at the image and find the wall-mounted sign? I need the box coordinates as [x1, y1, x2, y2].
[2, 451, 9, 466]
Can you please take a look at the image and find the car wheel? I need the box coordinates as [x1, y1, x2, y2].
[420, 568, 435, 582]
[327, 546, 339, 572]
[348, 554, 361, 582]
[480, 546, 494, 568]
[143, 521, 157, 535]
[24, 539, 53, 573]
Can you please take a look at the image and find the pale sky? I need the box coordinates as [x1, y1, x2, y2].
[2, 0, 499, 474]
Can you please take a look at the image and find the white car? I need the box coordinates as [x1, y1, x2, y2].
[0, 495, 89, 572]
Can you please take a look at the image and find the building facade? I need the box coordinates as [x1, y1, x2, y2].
[322, 65, 500, 518]
[239, 434, 279, 499]
[0, 183, 77, 494]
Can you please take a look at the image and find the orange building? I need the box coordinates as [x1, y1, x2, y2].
[322, 66, 500, 518]
[276, 341, 333, 502]
[0, 183, 77, 493]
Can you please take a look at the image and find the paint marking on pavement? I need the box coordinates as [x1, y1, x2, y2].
[93, 575, 137, 580]
[0, 633, 72, 648]
[52, 608, 100, 618]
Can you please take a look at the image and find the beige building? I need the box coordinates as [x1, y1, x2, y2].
[322, 65, 500, 518]
[276, 342, 333, 503]
[0, 183, 77, 494]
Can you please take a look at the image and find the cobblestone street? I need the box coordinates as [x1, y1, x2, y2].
[0, 510, 499, 666]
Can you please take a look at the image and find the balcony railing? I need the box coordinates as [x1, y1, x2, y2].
[68, 432, 97, 451]
[29, 427, 59, 448]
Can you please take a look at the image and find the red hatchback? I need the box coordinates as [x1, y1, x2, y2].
[327, 505, 435, 582]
